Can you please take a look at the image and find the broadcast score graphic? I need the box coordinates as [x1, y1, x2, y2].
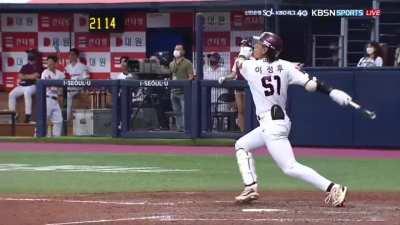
[245, 8, 382, 17]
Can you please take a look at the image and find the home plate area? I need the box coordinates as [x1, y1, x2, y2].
[1, 191, 399, 225]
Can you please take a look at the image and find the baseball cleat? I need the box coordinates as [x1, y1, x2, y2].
[235, 184, 259, 204]
[325, 184, 347, 207]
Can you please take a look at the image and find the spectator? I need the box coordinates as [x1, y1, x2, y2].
[394, 45, 400, 67]
[169, 44, 194, 131]
[203, 52, 230, 112]
[357, 42, 383, 67]
[110, 56, 137, 80]
[65, 48, 89, 121]
[41, 55, 65, 137]
[8, 49, 42, 123]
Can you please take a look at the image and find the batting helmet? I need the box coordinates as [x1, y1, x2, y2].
[253, 32, 283, 53]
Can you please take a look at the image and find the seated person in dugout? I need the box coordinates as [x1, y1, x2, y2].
[107, 56, 142, 106]
[8, 49, 43, 123]
[203, 52, 232, 113]
[110, 56, 138, 80]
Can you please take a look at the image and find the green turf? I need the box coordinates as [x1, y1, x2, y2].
[0, 151, 399, 194]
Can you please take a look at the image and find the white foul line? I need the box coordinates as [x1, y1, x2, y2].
[47, 216, 385, 225]
[242, 208, 288, 212]
[0, 197, 147, 206]
[46, 215, 169, 225]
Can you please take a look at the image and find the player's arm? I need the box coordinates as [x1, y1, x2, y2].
[19, 71, 40, 80]
[81, 67, 90, 79]
[40, 70, 47, 80]
[218, 66, 237, 83]
[289, 65, 352, 106]
[76, 65, 89, 80]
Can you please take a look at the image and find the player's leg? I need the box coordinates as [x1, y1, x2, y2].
[234, 91, 245, 132]
[179, 94, 185, 130]
[66, 91, 78, 121]
[23, 85, 36, 122]
[261, 119, 347, 206]
[234, 126, 264, 203]
[8, 86, 24, 113]
[51, 100, 63, 137]
[170, 93, 183, 130]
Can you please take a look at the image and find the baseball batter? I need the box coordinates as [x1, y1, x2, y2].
[65, 48, 89, 121]
[41, 55, 65, 137]
[219, 32, 349, 207]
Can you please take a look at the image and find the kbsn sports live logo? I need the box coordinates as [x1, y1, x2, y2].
[245, 9, 381, 17]
[310, 9, 381, 17]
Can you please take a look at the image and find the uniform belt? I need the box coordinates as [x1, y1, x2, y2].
[46, 95, 58, 100]
[257, 105, 285, 121]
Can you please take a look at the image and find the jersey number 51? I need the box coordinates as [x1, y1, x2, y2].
[261, 75, 281, 96]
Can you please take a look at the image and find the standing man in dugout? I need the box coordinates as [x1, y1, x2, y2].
[8, 49, 43, 123]
[65, 48, 89, 121]
[169, 44, 194, 131]
[41, 55, 65, 137]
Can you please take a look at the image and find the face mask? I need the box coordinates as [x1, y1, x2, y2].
[366, 47, 375, 55]
[209, 56, 220, 67]
[210, 60, 219, 67]
[27, 53, 36, 61]
[173, 50, 181, 58]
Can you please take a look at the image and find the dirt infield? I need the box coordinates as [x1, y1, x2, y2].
[1, 191, 400, 225]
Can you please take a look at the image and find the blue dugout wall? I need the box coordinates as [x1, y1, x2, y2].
[289, 68, 400, 148]
[36, 68, 400, 148]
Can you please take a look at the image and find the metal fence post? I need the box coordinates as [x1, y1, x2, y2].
[35, 80, 47, 137]
[111, 80, 120, 137]
[191, 80, 200, 138]
[120, 84, 129, 134]
[195, 13, 205, 80]
[244, 86, 253, 133]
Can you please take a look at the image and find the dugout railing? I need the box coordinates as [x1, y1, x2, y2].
[199, 80, 252, 138]
[35, 79, 251, 139]
[35, 67, 400, 148]
[35, 79, 120, 138]
[119, 80, 196, 138]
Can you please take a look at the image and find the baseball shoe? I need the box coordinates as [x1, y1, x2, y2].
[235, 183, 259, 204]
[325, 184, 347, 207]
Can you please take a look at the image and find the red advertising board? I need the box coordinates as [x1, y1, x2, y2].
[38, 13, 72, 32]
[2, 32, 38, 52]
[75, 32, 110, 52]
[204, 32, 230, 52]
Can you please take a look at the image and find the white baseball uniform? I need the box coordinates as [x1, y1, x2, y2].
[41, 68, 65, 137]
[235, 58, 332, 191]
[110, 72, 133, 80]
[65, 62, 89, 120]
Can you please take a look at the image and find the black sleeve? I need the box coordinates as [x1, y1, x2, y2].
[316, 80, 333, 95]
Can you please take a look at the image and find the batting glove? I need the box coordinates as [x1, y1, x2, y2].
[329, 89, 352, 106]
[239, 46, 253, 59]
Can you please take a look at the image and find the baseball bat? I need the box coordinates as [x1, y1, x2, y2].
[349, 101, 376, 120]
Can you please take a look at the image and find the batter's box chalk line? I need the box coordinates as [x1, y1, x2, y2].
[242, 208, 288, 212]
